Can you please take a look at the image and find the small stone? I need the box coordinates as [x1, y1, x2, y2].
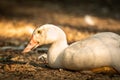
[59, 68, 64, 72]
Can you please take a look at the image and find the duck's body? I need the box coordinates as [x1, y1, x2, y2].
[23, 24, 120, 73]
[63, 32, 120, 72]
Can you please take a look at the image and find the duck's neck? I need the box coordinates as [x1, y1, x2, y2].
[48, 39, 68, 68]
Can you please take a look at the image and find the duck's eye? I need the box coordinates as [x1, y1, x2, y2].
[37, 30, 41, 34]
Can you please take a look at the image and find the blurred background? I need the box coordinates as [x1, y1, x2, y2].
[0, 0, 120, 43]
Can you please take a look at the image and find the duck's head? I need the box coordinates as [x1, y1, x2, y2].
[22, 24, 66, 53]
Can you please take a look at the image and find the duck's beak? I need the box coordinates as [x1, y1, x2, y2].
[22, 36, 39, 54]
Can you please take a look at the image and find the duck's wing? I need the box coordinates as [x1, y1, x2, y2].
[93, 32, 120, 72]
[63, 32, 120, 72]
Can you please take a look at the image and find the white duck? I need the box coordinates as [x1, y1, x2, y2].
[22, 24, 120, 73]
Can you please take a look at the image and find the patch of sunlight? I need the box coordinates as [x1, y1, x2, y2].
[0, 20, 35, 39]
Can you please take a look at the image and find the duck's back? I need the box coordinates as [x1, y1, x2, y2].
[63, 32, 120, 72]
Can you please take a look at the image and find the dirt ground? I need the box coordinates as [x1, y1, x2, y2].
[0, 0, 120, 80]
